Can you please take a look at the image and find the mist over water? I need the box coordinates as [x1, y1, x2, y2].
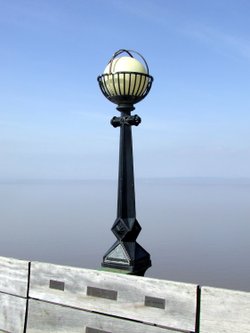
[0, 178, 249, 291]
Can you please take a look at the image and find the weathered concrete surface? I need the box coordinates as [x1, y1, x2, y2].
[26, 299, 180, 333]
[0, 256, 30, 333]
[0, 256, 250, 333]
[29, 261, 197, 332]
[200, 286, 250, 333]
[0, 256, 29, 297]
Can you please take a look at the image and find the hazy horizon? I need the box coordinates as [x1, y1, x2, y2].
[1, 177, 249, 292]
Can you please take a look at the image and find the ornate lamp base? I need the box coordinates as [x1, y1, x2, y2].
[102, 240, 151, 276]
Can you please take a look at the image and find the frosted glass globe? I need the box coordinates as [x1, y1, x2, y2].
[103, 56, 149, 98]
[104, 56, 147, 74]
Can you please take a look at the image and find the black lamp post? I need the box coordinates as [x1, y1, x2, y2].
[97, 49, 153, 276]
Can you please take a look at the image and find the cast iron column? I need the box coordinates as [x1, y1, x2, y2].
[102, 105, 151, 276]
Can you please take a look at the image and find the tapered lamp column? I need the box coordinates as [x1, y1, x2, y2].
[97, 49, 153, 276]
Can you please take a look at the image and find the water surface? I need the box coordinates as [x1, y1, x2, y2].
[0, 178, 249, 291]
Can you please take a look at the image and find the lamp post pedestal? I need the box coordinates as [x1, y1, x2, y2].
[101, 105, 151, 276]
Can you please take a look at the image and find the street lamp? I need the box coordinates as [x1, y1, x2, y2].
[97, 49, 153, 276]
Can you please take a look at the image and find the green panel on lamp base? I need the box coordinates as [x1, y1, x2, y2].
[99, 267, 133, 275]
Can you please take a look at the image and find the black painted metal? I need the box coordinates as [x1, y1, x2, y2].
[101, 105, 151, 276]
[107, 49, 150, 75]
[97, 72, 153, 106]
[98, 49, 153, 276]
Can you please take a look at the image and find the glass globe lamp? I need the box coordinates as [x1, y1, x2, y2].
[98, 49, 153, 108]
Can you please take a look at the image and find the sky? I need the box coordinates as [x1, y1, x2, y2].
[1, 0, 250, 180]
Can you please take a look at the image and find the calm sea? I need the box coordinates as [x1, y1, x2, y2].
[0, 178, 249, 291]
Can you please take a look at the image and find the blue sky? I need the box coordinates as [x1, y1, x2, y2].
[0, 0, 250, 179]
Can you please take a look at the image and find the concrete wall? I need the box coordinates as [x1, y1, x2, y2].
[0, 256, 249, 333]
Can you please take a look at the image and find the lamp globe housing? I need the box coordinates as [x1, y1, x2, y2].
[98, 49, 153, 107]
[104, 56, 147, 74]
